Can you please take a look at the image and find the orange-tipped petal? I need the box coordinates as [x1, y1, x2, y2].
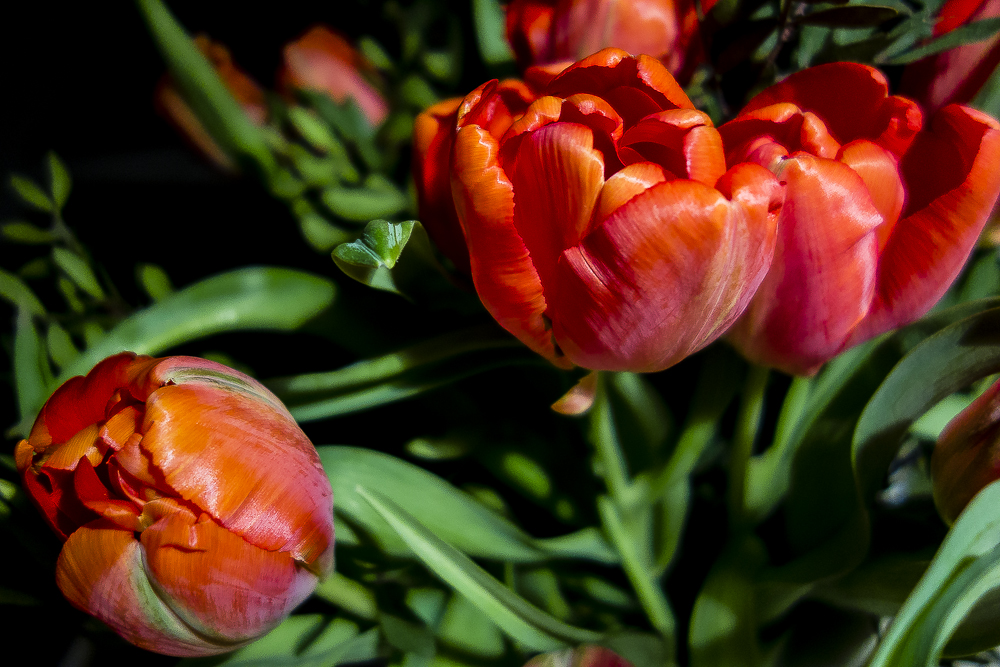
[837, 140, 906, 251]
[511, 122, 606, 290]
[141, 509, 318, 644]
[451, 124, 568, 366]
[728, 155, 882, 375]
[592, 162, 672, 223]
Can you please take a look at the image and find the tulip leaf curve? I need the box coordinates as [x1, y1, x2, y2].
[355, 485, 604, 650]
[332, 219, 437, 297]
[56, 267, 334, 384]
[318, 446, 617, 564]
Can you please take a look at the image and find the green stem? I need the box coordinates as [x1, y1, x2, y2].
[588, 373, 632, 506]
[728, 365, 769, 534]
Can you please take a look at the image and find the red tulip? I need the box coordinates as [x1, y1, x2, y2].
[899, 0, 1000, 113]
[15, 353, 334, 657]
[155, 35, 268, 171]
[932, 377, 1000, 524]
[719, 63, 1000, 375]
[422, 49, 782, 372]
[505, 0, 716, 80]
[280, 25, 388, 128]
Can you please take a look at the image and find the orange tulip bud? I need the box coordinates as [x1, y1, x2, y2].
[416, 49, 782, 372]
[505, 0, 713, 81]
[720, 63, 1000, 375]
[280, 25, 388, 128]
[15, 353, 334, 657]
[932, 378, 1000, 525]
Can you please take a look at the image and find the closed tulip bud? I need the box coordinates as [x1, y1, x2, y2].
[155, 35, 268, 171]
[524, 645, 634, 667]
[417, 49, 782, 372]
[505, 0, 716, 81]
[932, 378, 1000, 525]
[15, 353, 334, 657]
[900, 0, 1000, 114]
[280, 25, 388, 128]
[720, 62, 1000, 376]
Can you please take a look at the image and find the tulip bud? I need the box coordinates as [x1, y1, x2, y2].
[931, 378, 1000, 525]
[280, 25, 388, 128]
[524, 645, 634, 667]
[15, 353, 334, 657]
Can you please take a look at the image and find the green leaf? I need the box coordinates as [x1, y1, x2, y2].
[9, 175, 53, 212]
[137, 263, 175, 302]
[47, 152, 71, 210]
[322, 185, 410, 224]
[333, 219, 431, 296]
[136, 0, 275, 175]
[180, 616, 379, 667]
[472, 0, 516, 65]
[56, 267, 335, 386]
[317, 446, 613, 563]
[883, 16, 1000, 64]
[45, 323, 79, 370]
[52, 247, 104, 300]
[1, 222, 56, 244]
[868, 479, 1000, 665]
[286, 107, 342, 155]
[356, 486, 603, 650]
[798, 5, 900, 27]
[437, 593, 505, 658]
[12, 310, 54, 436]
[0, 268, 45, 316]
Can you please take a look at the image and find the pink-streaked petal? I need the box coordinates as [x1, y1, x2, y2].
[728, 155, 883, 375]
[551, 167, 779, 372]
[56, 519, 229, 657]
[511, 122, 606, 289]
[141, 510, 317, 645]
[451, 125, 569, 366]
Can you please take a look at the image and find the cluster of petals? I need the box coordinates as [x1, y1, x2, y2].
[505, 0, 715, 81]
[721, 62, 1000, 375]
[15, 353, 334, 657]
[416, 48, 783, 372]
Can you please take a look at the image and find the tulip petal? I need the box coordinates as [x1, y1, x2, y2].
[728, 155, 882, 375]
[56, 519, 225, 657]
[837, 139, 906, 251]
[141, 379, 334, 573]
[511, 121, 606, 290]
[451, 124, 568, 366]
[141, 509, 317, 644]
[847, 105, 1000, 346]
[593, 162, 671, 224]
[619, 109, 724, 185]
[552, 168, 778, 372]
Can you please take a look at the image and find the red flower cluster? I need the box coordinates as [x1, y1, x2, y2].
[414, 51, 1000, 375]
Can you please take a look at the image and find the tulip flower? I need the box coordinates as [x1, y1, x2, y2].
[524, 645, 634, 667]
[931, 377, 1000, 524]
[15, 353, 334, 657]
[155, 35, 268, 171]
[720, 62, 1000, 375]
[280, 25, 388, 128]
[505, 0, 716, 80]
[418, 49, 782, 372]
[899, 0, 1000, 113]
